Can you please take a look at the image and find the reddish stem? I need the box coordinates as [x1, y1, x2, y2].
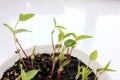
[57, 60, 62, 80]
[16, 40, 33, 69]
[66, 48, 70, 71]
[20, 57, 27, 69]
[57, 72, 62, 80]
[69, 47, 73, 60]
[16, 40, 28, 58]
[66, 48, 69, 59]
[51, 61, 56, 80]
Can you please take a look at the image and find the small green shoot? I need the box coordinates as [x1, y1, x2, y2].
[75, 64, 82, 80]
[75, 64, 92, 80]
[93, 61, 116, 80]
[97, 61, 116, 74]
[58, 48, 66, 60]
[90, 50, 98, 61]
[16, 64, 39, 80]
[58, 60, 70, 73]
[31, 45, 36, 60]
[31, 46, 36, 68]
[53, 17, 57, 26]
[51, 18, 66, 52]
[81, 67, 92, 80]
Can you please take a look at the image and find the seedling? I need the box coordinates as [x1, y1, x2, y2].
[57, 60, 70, 80]
[15, 64, 39, 80]
[75, 50, 115, 80]
[94, 61, 116, 80]
[75, 50, 98, 80]
[1, 13, 116, 80]
[75, 64, 92, 80]
[31, 45, 36, 68]
[3, 13, 34, 69]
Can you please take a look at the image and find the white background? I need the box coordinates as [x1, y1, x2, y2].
[0, 0, 120, 80]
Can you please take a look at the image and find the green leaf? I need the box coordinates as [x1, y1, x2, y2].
[77, 35, 92, 41]
[103, 61, 111, 72]
[15, 29, 32, 34]
[56, 25, 66, 29]
[58, 60, 70, 72]
[58, 52, 66, 60]
[101, 61, 113, 73]
[58, 29, 64, 42]
[104, 68, 116, 72]
[61, 60, 70, 68]
[90, 50, 98, 60]
[3, 23, 14, 33]
[64, 33, 77, 39]
[64, 39, 76, 47]
[58, 47, 66, 60]
[26, 70, 39, 80]
[53, 17, 56, 26]
[16, 64, 39, 80]
[97, 60, 116, 74]
[20, 64, 27, 80]
[97, 68, 116, 72]
[19, 13, 35, 21]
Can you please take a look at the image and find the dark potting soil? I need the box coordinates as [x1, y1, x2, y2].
[1, 53, 96, 80]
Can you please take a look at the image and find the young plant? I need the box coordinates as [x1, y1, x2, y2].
[52, 18, 92, 57]
[51, 18, 93, 80]
[31, 45, 36, 68]
[50, 18, 66, 80]
[57, 48, 67, 80]
[57, 59, 70, 80]
[15, 64, 39, 80]
[88, 50, 98, 68]
[3, 13, 35, 69]
[75, 64, 82, 80]
[75, 50, 98, 80]
[51, 18, 66, 54]
[94, 61, 116, 80]
[51, 47, 66, 80]
[2, 14, 116, 80]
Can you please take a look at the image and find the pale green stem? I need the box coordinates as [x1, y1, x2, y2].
[14, 19, 20, 30]
[86, 60, 92, 69]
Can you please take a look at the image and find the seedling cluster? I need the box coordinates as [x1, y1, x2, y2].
[2, 13, 115, 80]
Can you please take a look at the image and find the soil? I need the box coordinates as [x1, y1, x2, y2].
[1, 53, 96, 80]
